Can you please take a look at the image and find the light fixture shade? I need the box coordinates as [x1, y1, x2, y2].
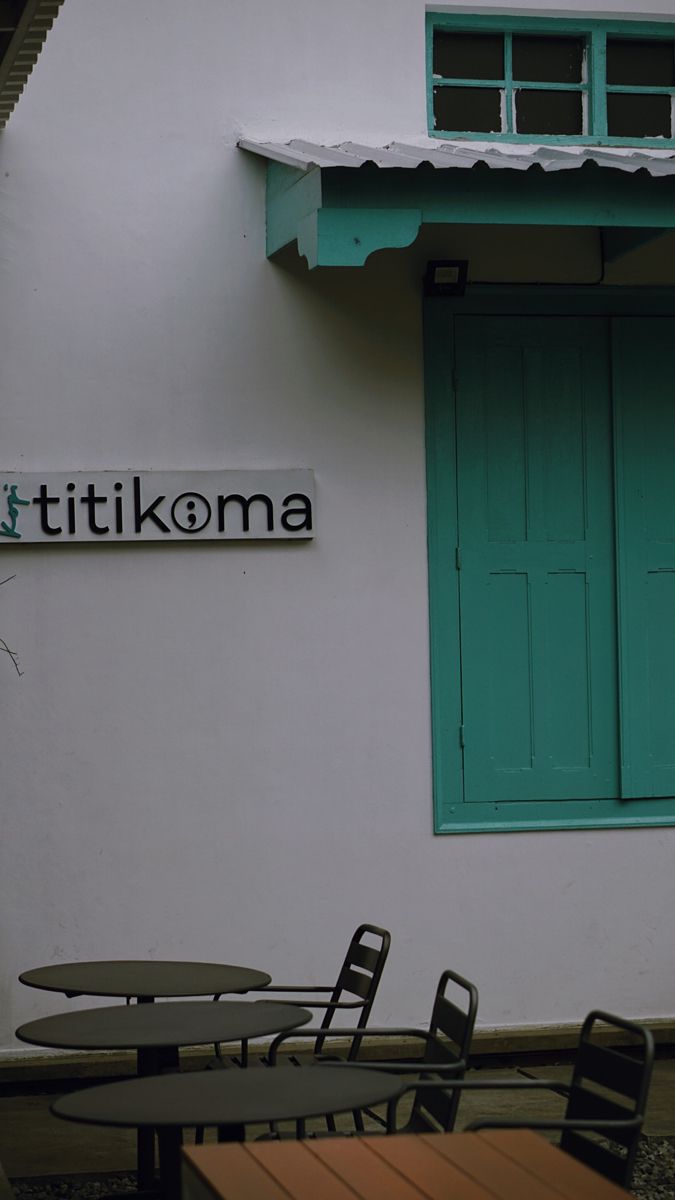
[424, 260, 469, 296]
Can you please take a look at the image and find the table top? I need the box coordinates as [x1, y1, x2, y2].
[182, 1130, 633, 1200]
[52, 1065, 405, 1129]
[16, 1000, 311, 1052]
[19, 960, 270, 1000]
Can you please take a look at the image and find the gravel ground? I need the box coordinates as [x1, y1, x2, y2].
[9, 1136, 675, 1199]
[10, 1176, 136, 1199]
[633, 1137, 675, 1199]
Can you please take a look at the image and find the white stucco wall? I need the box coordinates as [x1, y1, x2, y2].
[1, 0, 675, 1054]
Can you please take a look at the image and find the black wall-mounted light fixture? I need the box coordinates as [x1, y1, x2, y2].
[424, 260, 469, 297]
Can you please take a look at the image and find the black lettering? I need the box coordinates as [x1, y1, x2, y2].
[170, 492, 211, 534]
[32, 485, 62, 535]
[81, 483, 110, 535]
[133, 475, 169, 534]
[280, 493, 312, 532]
[66, 482, 76, 535]
[114, 483, 123, 535]
[218, 493, 273, 534]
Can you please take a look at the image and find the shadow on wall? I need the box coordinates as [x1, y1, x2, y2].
[272, 221, 675, 290]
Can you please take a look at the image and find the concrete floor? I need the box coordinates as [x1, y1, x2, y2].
[2, 1059, 674, 1180]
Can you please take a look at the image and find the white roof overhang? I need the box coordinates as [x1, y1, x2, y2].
[0, 0, 64, 129]
[239, 137, 675, 269]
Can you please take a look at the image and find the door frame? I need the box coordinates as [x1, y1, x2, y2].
[425, 286, 675, 833]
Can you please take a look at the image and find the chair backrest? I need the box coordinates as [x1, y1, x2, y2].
[406, 968, 479, 1133]
[560, 1009, 654, 1187]
[313, 923, 391, 1058]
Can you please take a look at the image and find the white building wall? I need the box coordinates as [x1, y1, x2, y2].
[1, 0, 674, 1052]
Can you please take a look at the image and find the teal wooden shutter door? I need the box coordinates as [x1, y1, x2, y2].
[613, 318, 675, 799]
[455, 316, 618, 804]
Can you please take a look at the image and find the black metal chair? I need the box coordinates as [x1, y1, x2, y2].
[387, 1010, 653, 1189]
[233, 922, 391, 1067]
[195, 924, 391, 1141]
[268, 967, 479, 1134]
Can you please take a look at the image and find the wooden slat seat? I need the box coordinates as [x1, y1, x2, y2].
[182, 1130, 635, 1200]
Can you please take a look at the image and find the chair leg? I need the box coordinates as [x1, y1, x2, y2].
[217, 1123, 246, 1143]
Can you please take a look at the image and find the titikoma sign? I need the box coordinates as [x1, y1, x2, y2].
[0, 471, 314, 544]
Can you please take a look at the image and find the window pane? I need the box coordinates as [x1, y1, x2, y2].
[607, 38, 675, 86]
[433, 31, 504, 80]
[516, 89, 583, 135]
[433, 86, 502, 132]
[512, 35, 583, 84]
[607, 92, 672, 138]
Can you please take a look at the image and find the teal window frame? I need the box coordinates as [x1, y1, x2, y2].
[426, 14, 675, 147]
[426, 287, 675, 834]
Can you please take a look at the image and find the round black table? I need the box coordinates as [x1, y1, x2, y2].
[17, 1000, 311, 1190]
[19, 960, 270, 1002]
[53, 1065, 406, 1200]
[16, 1000, 312, 1073]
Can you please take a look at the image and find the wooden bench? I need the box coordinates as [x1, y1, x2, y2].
[183, 1130, 633, 1200]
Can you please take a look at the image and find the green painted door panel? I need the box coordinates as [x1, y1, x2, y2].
[613, 318, 675, 798]
[455, 317, 619, 803]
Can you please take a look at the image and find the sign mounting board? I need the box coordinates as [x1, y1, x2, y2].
[0, 471, 314, 545]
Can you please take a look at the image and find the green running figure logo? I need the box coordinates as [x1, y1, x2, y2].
[0, 483, 30, 539]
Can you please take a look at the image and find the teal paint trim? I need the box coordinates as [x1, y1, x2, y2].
[426, 13, 675, 40]
[266, 162, 422, 267]
[434, 77, 507, 88]
[611, 319, 635, 799]
[610, 319, 675, 801]
[264, 156, 675, 267]
[315, 209, 421, 268]
[426, 290, 675, 835]
[437, 799, 675, 834]
[320, 166, 675, 230]
[295, 208, 421, 269]
[426, 12, 675, 145]
[428, 132, 675, 147]
[296, 212, 320, 270]
[434, 79, 586, 91]
[266, 163, 323, 258]
[425, 303, 463, 832]
[606, 85, 675, 94]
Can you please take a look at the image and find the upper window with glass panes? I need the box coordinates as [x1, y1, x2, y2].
[426, 15, 675, 146]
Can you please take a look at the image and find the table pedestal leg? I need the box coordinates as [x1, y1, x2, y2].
[157, 1129, 182, 1200]
[137, 1129, 156, 1193]
[137, 1045, 180, 1190]
[136, 995, 156, 1190]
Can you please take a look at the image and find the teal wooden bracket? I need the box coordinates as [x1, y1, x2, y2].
[265, 159, 675, 269]
[296, 209, 422, 268]
[266, 163, 420, 268]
